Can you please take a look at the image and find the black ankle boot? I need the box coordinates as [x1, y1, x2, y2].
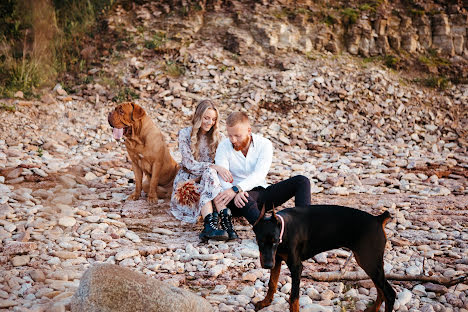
[219, 208, 239, 240]
[199, 212, 228, 242]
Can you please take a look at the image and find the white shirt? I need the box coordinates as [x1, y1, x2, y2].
[215, 133, 273, 192]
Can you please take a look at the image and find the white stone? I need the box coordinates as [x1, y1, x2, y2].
[313, 252, 328, 264]
[302, 304, 333, 312]
[84, 172, 98, 181]
[240, 286, 256, 298]
[280, 283, 291, 294]
[4, 222, 16, 232]
[413, 284, 427, 296]
[209, 264, 227, 277]
[115, 249, 139, 261]
[212, 285, 228, 294]
[125, 231, 141, 243]
[299, 296, 313, 306]
[58, 216, 76, 227]
[406, 265, 421, 275]
[397, 288, 413, 306]
[31, 168, 48, 177]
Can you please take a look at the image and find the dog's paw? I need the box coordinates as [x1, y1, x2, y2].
[254, 300, 269, 311]
[128, 192, 140, 200]
[147, 194, 159, 204]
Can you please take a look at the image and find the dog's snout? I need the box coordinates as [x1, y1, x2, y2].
[108, 112, 114, 127]
[263, 262, 273, 269]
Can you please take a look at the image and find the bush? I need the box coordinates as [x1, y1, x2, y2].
[112, 87, 140, 102]
[0, 0, 118, 98]
[418, 76, 450, 90]
[341, 8, 359, 25]
[383, 55, 400, 69]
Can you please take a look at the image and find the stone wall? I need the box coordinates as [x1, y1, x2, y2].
[195, 2, 468, 61]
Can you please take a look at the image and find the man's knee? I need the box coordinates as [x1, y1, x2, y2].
[294, 175, 310, 189]
[238, 198, 260, 224]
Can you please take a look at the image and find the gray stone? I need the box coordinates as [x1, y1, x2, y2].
[71, 264, 213, 312]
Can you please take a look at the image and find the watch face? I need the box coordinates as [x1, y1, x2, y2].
[232, 186, 239, 193]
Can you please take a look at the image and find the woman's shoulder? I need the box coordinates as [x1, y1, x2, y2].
[179, 126, 192, 138]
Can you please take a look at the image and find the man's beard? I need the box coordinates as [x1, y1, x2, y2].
[233, 135, 250, 151]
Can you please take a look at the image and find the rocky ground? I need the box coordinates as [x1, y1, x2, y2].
[1, 3, 467, 312]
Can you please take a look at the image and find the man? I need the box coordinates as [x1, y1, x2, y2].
[214, 111, 311, 238]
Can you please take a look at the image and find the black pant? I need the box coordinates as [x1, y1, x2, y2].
[227, 175, 311, 225]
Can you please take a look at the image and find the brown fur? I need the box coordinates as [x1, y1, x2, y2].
[108, 102, 179, 203]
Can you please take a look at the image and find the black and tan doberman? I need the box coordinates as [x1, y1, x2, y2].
[253, 205, 395, 312]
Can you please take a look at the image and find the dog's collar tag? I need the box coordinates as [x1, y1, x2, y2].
[277, 214, 285, 244]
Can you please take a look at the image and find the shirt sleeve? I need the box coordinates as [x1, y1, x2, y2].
[214, 139, 233, 190]
[179, 128, 212, 176]
[237, 139, 273, 192]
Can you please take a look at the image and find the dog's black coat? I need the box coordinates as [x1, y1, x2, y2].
[253, 205, 396, 312]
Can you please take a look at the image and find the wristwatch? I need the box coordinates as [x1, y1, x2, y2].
[232, 185, 242, 193]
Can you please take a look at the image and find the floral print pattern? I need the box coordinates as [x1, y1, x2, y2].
[170, 127, 224, 223]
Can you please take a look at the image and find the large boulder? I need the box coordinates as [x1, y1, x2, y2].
[71, 263, 213, 312]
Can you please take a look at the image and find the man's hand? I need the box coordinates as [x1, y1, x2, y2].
[234, 191, 249, 208]
[215, 189, 236, 207]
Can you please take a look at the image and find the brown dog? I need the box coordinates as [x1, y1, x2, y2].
[108, 102, 179, 203]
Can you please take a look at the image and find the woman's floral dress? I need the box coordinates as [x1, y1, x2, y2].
[170, 127, 224, 223]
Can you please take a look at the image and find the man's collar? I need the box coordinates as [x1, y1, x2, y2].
[250, 133, 256, 147]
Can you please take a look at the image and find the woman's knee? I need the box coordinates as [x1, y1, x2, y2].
[203, 167, 217, 178]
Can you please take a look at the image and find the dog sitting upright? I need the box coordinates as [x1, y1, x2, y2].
[253, 205, 396, 312]
[108, 102, 179, 203]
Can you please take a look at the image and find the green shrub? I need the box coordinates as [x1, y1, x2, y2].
[323, 14, 337, 26]
[112, 87, 139, 102]
[0, 0, 118, 98]
[417, 76, 450, 90]
[144, 32, 167, 50]
[0, 102, 16, 112]
[341, 8, 359, 25]
[383, 55, 400, 68]
[165, 60, 185, 77]
[418, 50, 450, 67]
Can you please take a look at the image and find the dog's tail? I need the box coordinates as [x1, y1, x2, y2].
[377, 210, 391, 227]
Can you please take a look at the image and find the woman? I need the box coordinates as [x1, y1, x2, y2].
[170, 100, 238, 241]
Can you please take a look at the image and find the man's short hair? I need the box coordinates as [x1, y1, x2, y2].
[226, 111, 249, 127]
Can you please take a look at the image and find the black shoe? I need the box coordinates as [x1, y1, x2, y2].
[199, 212, 229, 242]
[219, 208, 239, 240]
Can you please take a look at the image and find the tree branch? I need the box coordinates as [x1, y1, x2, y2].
[303, 271, 467, 287]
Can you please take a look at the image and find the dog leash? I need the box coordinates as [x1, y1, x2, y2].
[277, 214, 285, 243]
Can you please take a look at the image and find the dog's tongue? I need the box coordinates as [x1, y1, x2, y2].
[113, 128, 124, 140]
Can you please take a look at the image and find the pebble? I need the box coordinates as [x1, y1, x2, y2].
[58, 216, 76, 227]
[406, 265, 422, 275]
[115, 249, 139, 261]
[398, 289, 413, 306]
[12, 255, 30, 266]
[125, 231, 142, 243]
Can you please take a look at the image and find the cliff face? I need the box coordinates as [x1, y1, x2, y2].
[149, 0, 467, 81]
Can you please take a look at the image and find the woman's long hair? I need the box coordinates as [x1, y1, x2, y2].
[190, 100, 222, 160]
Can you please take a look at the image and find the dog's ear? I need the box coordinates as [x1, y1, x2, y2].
[253, 203, 266, 227]
[131, 103, 146, 121]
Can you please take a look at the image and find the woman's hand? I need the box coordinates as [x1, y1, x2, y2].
[211, 165, 233, 183]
